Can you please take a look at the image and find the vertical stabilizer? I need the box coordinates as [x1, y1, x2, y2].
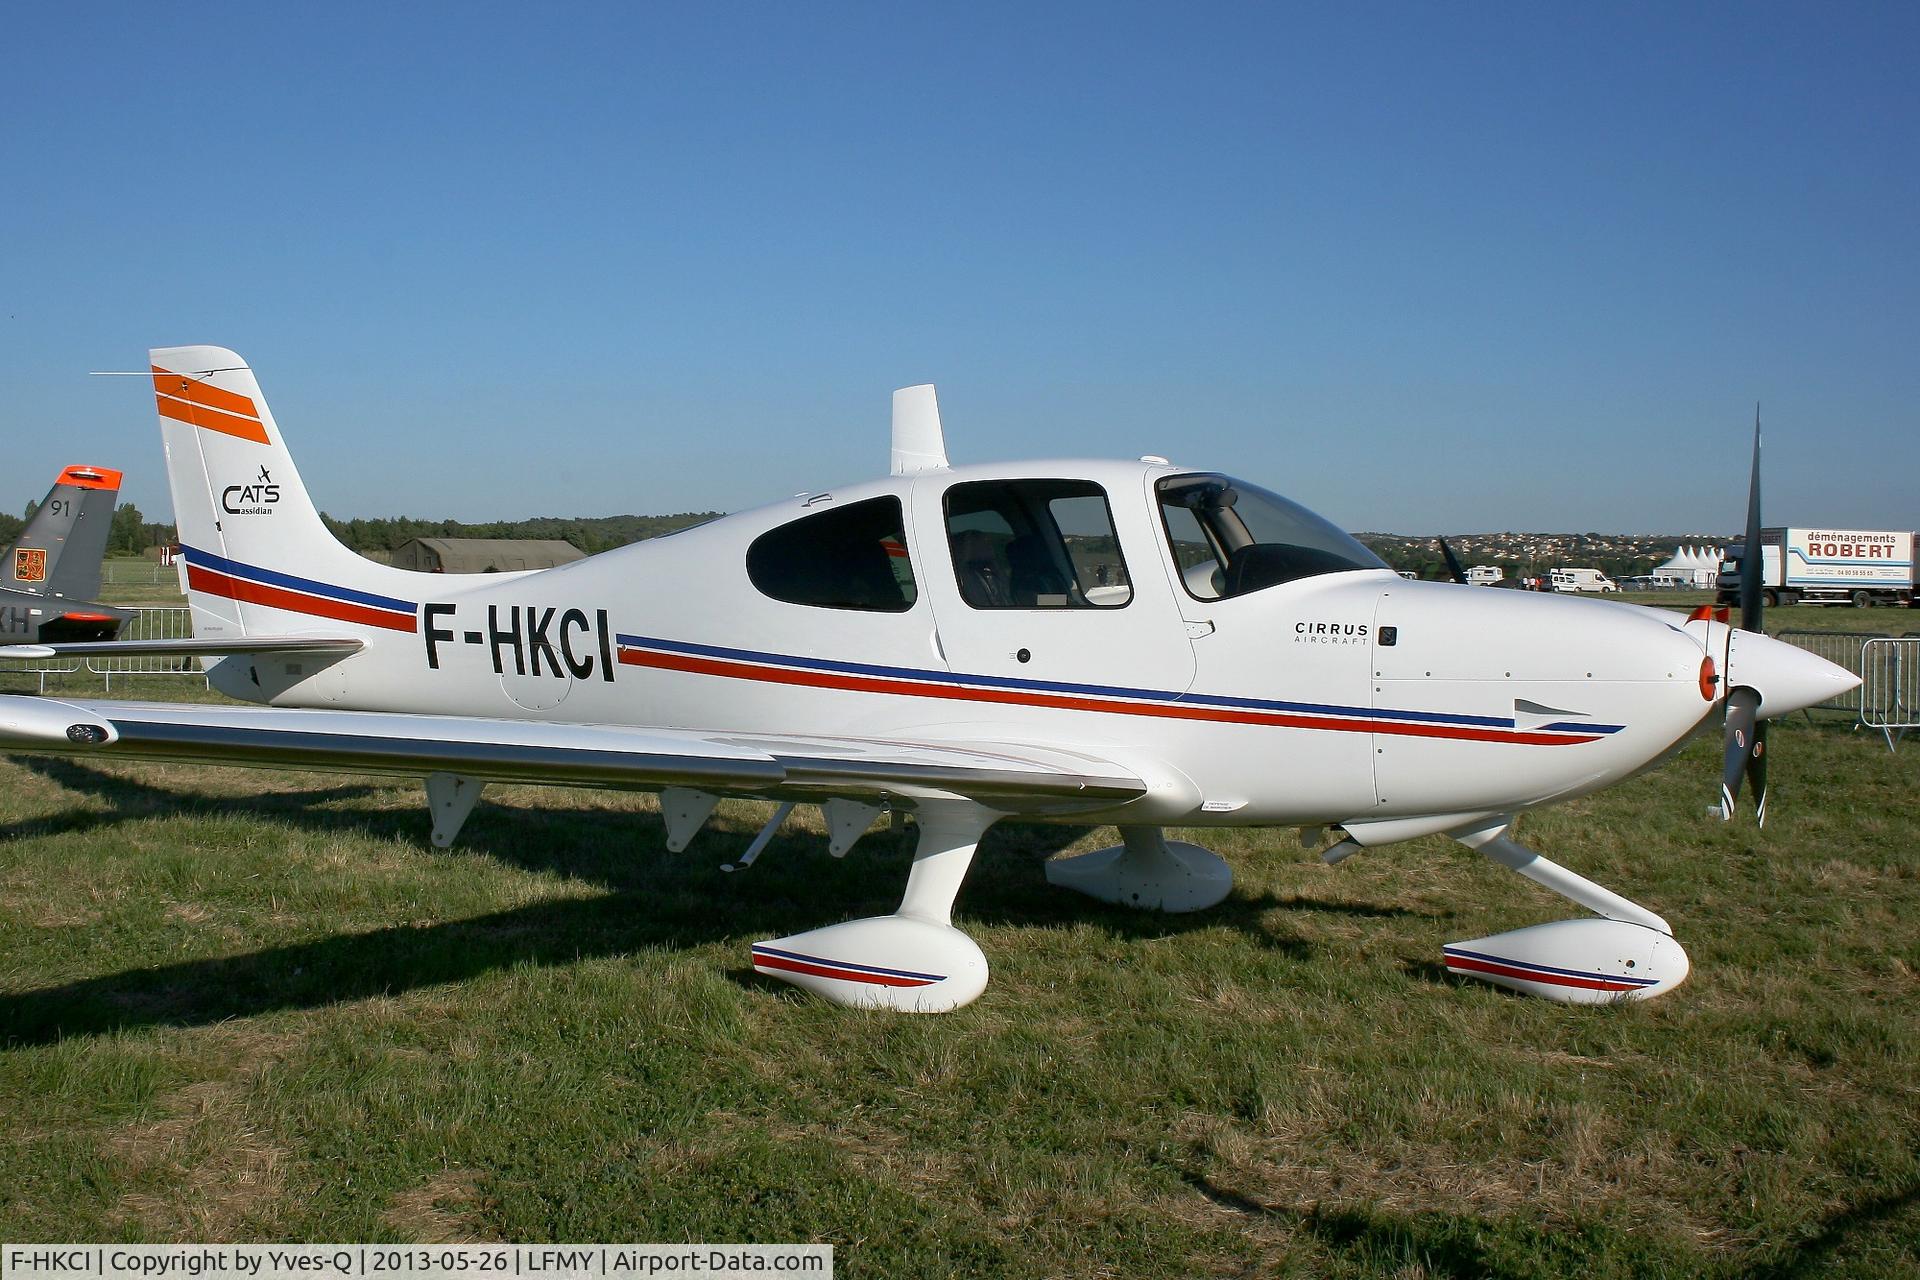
[4, 465, 122, 600]
[148, 346, 418, 646]
[891, 384, 949, 475]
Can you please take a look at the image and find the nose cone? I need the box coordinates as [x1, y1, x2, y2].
[1726, 629, 1862, 718]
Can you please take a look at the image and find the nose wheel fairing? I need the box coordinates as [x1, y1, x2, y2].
[1443, 919, 1688, 1003]
[1442, 815, 1689, 1002]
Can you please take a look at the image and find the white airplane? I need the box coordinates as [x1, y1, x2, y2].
[0, 349, 1857, 1011]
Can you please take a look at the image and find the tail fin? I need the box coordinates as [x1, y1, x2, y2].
[4, 465, 122, 600]
[150, 346, 418, 641]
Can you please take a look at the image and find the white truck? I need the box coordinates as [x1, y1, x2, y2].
[1716, 527, 1917, 608]
[1549, 567, 1617, 593]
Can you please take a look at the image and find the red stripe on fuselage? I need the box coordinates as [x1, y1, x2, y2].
[751, 952, 938, 987]
[619, 647, 1600, 746]
[1444, 954, 1642, 992]
[187, 565, 417, 633]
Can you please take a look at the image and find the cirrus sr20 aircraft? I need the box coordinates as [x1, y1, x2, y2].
[0, 349, 1858, 1011]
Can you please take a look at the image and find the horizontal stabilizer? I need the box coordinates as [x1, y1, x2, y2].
[0, 636, 365, 661]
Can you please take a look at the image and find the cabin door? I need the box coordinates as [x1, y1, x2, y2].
[909, 473, 1196, 718]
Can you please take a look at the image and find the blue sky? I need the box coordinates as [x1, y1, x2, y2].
[2, 2, 1914, 535]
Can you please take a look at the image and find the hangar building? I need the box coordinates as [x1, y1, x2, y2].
[394, 537, 586, 574]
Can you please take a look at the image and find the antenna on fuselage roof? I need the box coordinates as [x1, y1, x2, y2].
[891, 384, 949, 475]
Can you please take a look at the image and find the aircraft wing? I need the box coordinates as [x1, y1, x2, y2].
[0, 696, 1144, 807]
[0, 636, 364, 660]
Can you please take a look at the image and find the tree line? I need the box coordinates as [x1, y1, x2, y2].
[2, 498, 720, 559]
[1, 500, 173, 556]
[316, 511, 720, 556]
[2, 495, 1669, 580]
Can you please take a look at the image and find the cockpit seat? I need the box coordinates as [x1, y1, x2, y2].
[1005, 533, 1071, 606]
[951, 530, 1012, 607]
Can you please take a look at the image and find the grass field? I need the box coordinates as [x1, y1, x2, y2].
[1, 609, 1916, 1274]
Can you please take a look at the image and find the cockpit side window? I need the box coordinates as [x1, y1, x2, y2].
[746, 496, 917, 612]
[1161, 502, 1228, 600]
[1156, 473, 1387, 600]
[944, 480, 1133, 609]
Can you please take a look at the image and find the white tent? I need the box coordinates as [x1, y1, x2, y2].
[1652, 545, 1723, 588]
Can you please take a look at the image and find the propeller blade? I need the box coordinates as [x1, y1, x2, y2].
[1720, 687, 1761, 821]
[1748, 719, 1769, 828]
[1438, 537, 1468, 585]
[1739, 406, 1764, 634]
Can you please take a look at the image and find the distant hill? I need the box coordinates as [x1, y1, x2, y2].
[1357, 531, 1731, 581]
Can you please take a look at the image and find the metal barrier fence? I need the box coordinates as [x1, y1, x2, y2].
[1860, 638, 1919, 750]
[0, 645, 83, 693]
[0, 606, 205, 693]
[1774, 630, 1892, 712]
[86, 606, 203, 690]
[99, 560, 177, 585]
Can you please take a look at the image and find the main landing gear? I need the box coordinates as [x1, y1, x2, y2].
[752, 815, 1236, 1012]
[418, 775, 1683, 1009]
[751, 799, 997, 1012]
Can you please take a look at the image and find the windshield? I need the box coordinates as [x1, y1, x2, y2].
[1156, 473, 1388, 600]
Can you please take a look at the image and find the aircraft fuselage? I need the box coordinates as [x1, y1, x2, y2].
[189, 458, 1719, 832]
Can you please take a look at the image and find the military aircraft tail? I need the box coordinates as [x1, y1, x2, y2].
[149, 346, 422, 643]
[4, 465, 123, 601]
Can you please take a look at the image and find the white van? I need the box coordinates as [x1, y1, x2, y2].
[1550, 567, 1617, 593]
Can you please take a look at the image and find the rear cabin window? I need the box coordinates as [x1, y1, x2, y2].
[747, 497, 918, 612]
[943, 479, 1132, 609]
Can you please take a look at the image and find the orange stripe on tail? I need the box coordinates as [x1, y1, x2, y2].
[55, 465, 123, 491]
[151, 366, 270, 444]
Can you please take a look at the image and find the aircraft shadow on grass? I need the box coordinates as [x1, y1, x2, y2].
[2, 758, 387, 845]
[1180, 1168, 1920, 1280]
[1, 758, 1432, 1047]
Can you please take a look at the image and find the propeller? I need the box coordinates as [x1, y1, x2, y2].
[1437, 537, 1468, 585]
[1720, 406, 1769, 824]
